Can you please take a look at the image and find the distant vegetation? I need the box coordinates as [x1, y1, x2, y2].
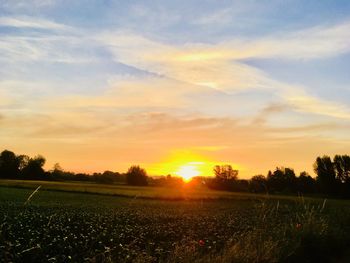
[1, 149, 350, 198]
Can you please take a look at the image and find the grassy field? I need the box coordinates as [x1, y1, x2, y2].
[0, 179, 275, 201]
[0, 179, 333, 202]
[1, 182, 350, 262]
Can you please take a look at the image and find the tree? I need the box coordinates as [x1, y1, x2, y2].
[284, 167, 297, 192]
[22, 155, 47, 180]
[249, 175, 268, 193]
[333, 155, 350, 183]
[297, 171, 316, 194]
[50, 163, 65, 179]
[333, 155, 350, 197]
[17, 155, 30, 174]
[210, 165, 239, 191]
[314, 156, 338, 195]
[126, 165, 148, 186]
[267, 167, 296, 193]
[0, 150, 20, 178]
[213, 165, 238, 180]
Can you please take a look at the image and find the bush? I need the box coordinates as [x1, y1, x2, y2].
[126, 165, 148, 186]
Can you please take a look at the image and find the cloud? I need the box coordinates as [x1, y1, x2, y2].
[96, 25, 350, 120]
[0, 0, 55, 11]
[192, 8, 234, 26]
[2, 100, 349, 176]
[253, 103, 289, 125]
[0, 33, 94, 63]
[43, 76, 198, 110]
[0, 16, 68, 30]
[239, 21, 350, 60]
[286, 90, 350, 119]
[268, 123, 350, 134]
[2, 16, 349, 121]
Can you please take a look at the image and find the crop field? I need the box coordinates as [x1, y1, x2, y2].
[0, 179, 252, 201]
[1, 184, 350, 263]
[0, 179, 317, 202]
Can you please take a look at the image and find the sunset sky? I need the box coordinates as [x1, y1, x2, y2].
[1, 0, 350, 178]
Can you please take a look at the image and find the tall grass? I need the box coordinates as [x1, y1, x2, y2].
[167, 198, 343, 263]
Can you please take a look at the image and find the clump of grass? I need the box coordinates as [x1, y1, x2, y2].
[214, 199, 335, 263]
[170, 199, 334, 263]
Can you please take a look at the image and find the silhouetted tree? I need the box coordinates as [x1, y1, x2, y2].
[267, 167, 296, 193]
[126, 165, 148, 186]
[333, 155, 350, 183]
[92, 170, 124, 184]
[249, 175, 268, 193]
[51, 163, 64, 179]
[17, 155, 30, 176]
[0, 150, 21, 179]
[213, 165, 238, 180]
[314, 156, 338, 195]
[151, 174, 184, 187]
[297, 171, 316, 194]
[22, 155, 47, 180]
[284, 168, 297, 192]
[209, 165, 239, 191]
[333, 155, 350, 197]
[232, 179, 249, 192]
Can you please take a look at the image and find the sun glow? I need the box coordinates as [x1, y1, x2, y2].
[174, 163, 202, 182]
[148, 149, 243, 182]
[149, 150, 222, 182]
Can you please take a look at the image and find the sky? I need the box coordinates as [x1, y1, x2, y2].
[0, 0, 350, 178]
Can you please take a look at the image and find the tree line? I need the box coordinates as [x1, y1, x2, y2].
[204, 156, 350, 198]
[0, 149, 349, 198]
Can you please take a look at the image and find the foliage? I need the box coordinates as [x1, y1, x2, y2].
[314, 156, 338, 195]
[249, 175, 268, 193]
[126, 165, 148, 186]
[208, 165, 239, 191]
[150, 174, 184, 188]
[21, 155, 47, 180]
[297, 171, 316, 194]
[0, 150, 48, 180]
[0, 150, 22, 179]
[1, 187, 350, 263]
[213, 165, 238, 180]
[267, 167, 297, 193]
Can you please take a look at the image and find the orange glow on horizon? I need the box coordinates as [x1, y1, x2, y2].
[148, 149, 241, 181]
[174, 163, 201, 182]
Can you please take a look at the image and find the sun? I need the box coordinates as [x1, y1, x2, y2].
[175, 163, 201, 182]
[148, 149, 240, 181]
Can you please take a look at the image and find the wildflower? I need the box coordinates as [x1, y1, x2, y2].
[199, 240, 205, 246]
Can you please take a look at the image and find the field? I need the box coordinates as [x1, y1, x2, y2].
[1, 181, 350, 262]
[0, 179, 321, 201]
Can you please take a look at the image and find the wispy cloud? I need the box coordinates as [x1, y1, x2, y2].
[192, 8, 234, 26]
[239, 21, 350, 60]
[0, 16, 68, 30]
[285, 88, 350, 120]
[253, 103, 288, 125]
[95, 22, 350, 120]
[0, 0, 55, 11]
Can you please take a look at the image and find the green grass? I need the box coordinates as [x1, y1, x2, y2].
[0, 179, 266, 200]
[0, 179, 335, 203]
[1, 183, 350, 262]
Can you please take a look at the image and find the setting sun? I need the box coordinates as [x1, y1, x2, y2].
[148, 149, 242, 180]
[175, 163, 201, 182]
[148, 150, 214, 179]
